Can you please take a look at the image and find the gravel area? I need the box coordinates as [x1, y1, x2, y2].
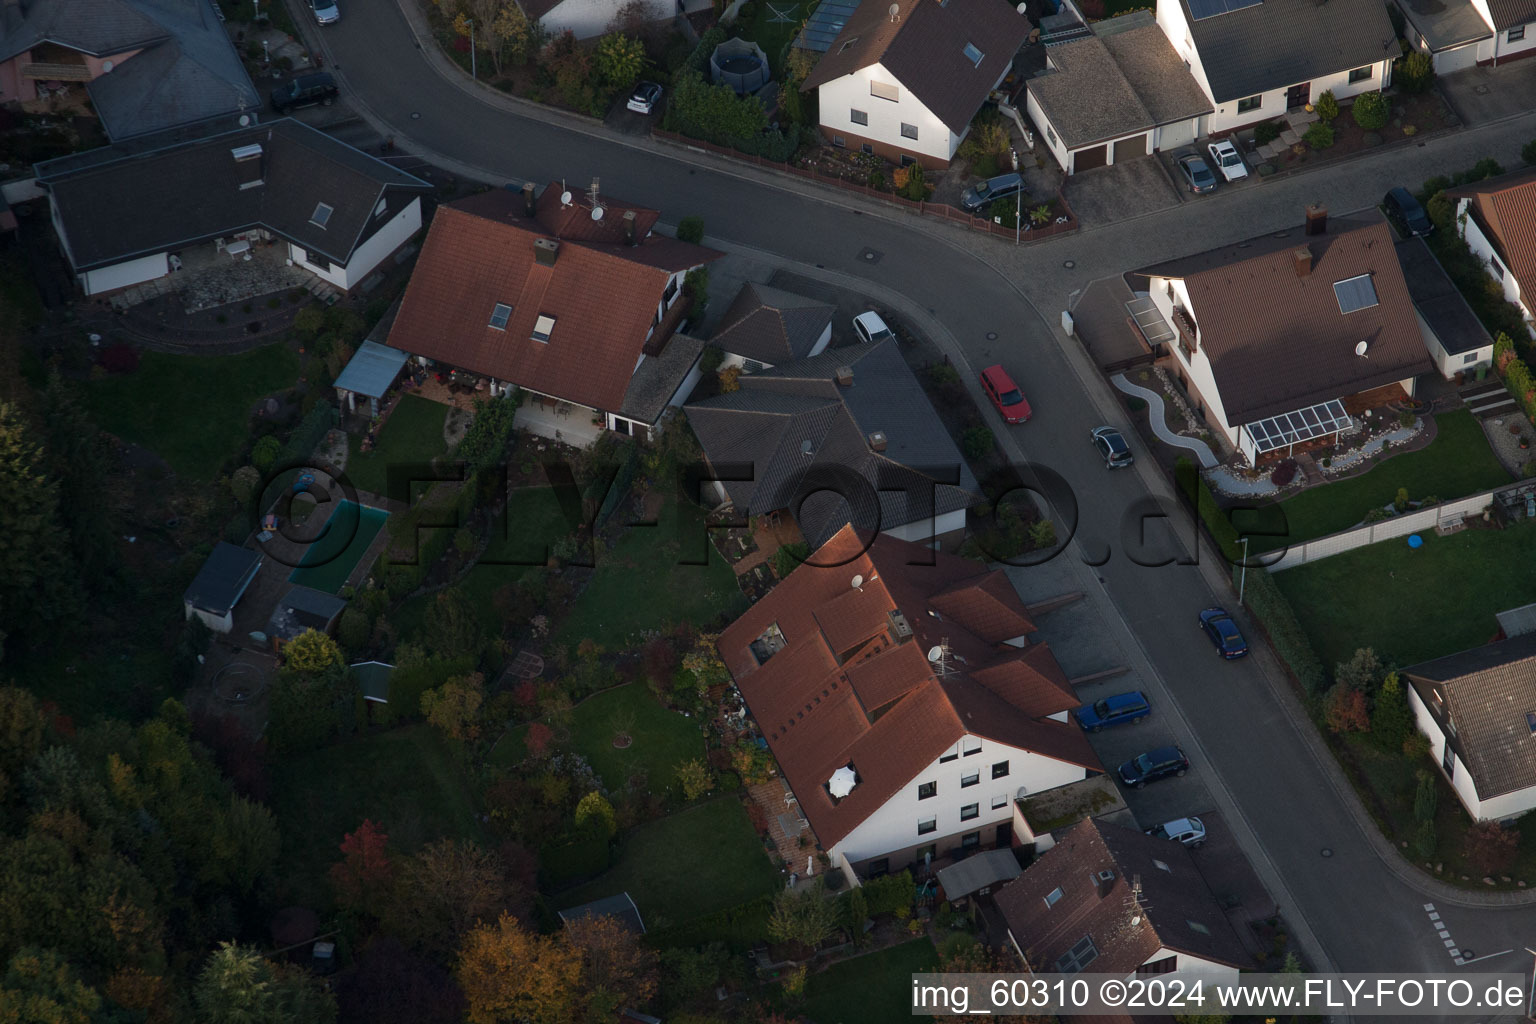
[1482, 414, 1536, 477]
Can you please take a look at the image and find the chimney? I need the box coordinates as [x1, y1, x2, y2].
[623, 209, 637, 246]
[1305, 203, 1328, 236]
[867, 430, 887, 452]
[835, 365, 854, 387]
[522, 181, 536, 218]
[1293, 245, 1312, 278]
[534, 238, 560, 266]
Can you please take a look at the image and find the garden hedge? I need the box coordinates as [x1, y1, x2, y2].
[1238, 566, 1328, 695]
[645, 893, 775, 951]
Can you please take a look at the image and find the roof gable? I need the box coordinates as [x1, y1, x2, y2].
[712, 282, 835, 364]
[1448, 167, 1536, 308]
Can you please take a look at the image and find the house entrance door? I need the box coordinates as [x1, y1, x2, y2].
[1285, 82, 1310, 109]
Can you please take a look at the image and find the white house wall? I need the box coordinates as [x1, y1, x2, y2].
[292, 196, 421, 290]
[882, 507, 968, 545]
[818, 63, 959, 163]
[1204, 65, 1392, 133]
[82, 251, 170, 295]
[1148, 275, 1238, 444]
[1152, 948, 1242, 982]
[1407, 685, 1490, 820]
[1456, 200, 1530, 326]
[829, 734, 1088, 866]
[1494, 21, 1536, 61]
[539, 0, 673, 39]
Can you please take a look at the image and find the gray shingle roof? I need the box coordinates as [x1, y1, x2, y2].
[558, 893, 645, 934]
[686, 339, 980, 546]
[1397, 0, 1493, 50]
[266, 584, 348, 642]
[36, 118, 430, 272]
[183, 541, 262, 616]
[0, 0, 166, 61]
[1395, 237, 1493, 357]
[711, 282, 835, 364]
[1098, 17, 1212, 127]
[1485, 0, 1536, 30]
[619, 333, 705, 425]
[1179, 0, 1397, 104]
[1405, 634, 1536, 801]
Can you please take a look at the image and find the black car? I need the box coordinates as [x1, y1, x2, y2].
[1090, 425, 1134, 468]
[1118, 745, 1189, 789]
[1176, 154, 1217, 195]
[961, 172, 1026, 214]
[1198, 607, 1248, 659]
[1384, 186, 1433, 237]
[270, 72, 338, 114]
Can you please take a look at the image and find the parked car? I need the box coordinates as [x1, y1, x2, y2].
[627, 81, 662, 115]
[852, 311, 895, 344]
[1206, 139, 1247, 182]
[1075, 691, 1150, 731]
[980, 364, 1032, 424]
[1119, 746, 1189, 789]
[1145, 816, 1207, 847]
[309, 0, 339, 23]
[1090, 425, 1134, 468]
[960, 172, 1026, 214]
[1383, 186, 1433, 237]
[1198, 607, 1248, 659]
[270, 72, 338, 114]
[1176, 153, 1218, 195]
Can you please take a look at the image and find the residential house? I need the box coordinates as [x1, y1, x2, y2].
[1130, 206, 1434, 465]
[717, 524, 1101, 881]
[1404, 633, 1536, 821]
[1155, 0, 1396, 134]
[34, 118, 431, 297]
[0, 0, 259, 140]
[994, 817, 1251, 980]
[686, 338, 980, 548]
[712, 282, 835, 371]
[1448, 167, 1536, 338]
[798, 0, 1031, 168]
[385, 182, 720, 443]
[183, 541, 263, 634]
[1394, 237, 1496, 378]
[1399, 0, 1536, 73]
[1027, 12, 1211, 176]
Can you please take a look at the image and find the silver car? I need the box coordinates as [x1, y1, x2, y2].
[309, 0, 339, 23]
[1145, 816, 1206, 847]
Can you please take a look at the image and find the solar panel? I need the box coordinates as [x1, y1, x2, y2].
[1334, 274, 1379, 314]
[1126, 296, 1176, 346]
[1187, 0, 1225, 20]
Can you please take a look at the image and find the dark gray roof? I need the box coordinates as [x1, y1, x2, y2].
[1179, 0, 1397, 104]
[1486, 0, 1536, 30]
[711, 282, 835, 364]
[334, 341, 410, 400]
[0, 0, 258, 140]
[558, 893, 645, 934]
[266, 584, 348, 642]
[36, 118, 430, 272]
[686, 339, 980, 547]
[935, 847, 1023, 899]
[351, 660, 395, 702]
[1405, 633, 1536, 801]
[183, 541, 262, 616]
[1397, 0, 1493, 50]
[619, 334, 705, 425]
[1395, 238, 1494, 357]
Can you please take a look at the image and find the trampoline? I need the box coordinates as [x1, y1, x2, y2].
[711, 37, 771, 96]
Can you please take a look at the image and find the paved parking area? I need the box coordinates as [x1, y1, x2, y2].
[1062, 156, 1179, 227]
[1438, 60, 1536, 125]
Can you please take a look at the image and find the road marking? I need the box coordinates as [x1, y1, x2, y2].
[1423, 903, 1481, 965]
[1458, 949, 1514, 966]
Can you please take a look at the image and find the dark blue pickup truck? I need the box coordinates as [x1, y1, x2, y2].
[1074, 691, 1151, 731]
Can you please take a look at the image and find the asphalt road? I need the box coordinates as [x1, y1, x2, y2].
[304, 1, 1536, 1005]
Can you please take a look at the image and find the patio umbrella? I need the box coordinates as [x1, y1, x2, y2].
[828, 765, 858, 799]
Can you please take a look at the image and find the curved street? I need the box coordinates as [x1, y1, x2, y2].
[306, 0, 1536, 1006]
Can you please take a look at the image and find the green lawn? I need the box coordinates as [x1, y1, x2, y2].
[556, 496, 747, 650]
[1239, 411, 1510, 551]
[270, 723, 482, 907]
[737, 0, 808, 77]
[345, 394, 450, 497]
[84, 344, 300, 480]
[558, 798, 778, 931]
[569, 683, 705, 792]
[802, 939, 939, 1024]
[1272, 520, 1536, 669]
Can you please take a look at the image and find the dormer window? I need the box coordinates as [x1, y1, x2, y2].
[1044, 886, 1064, 908]
[532, 314, 556, 342]
[310, 202, 334, 229]
[1333, 274, 1379, 314]
[488, 303, 512, 330]
[963, 42, 983, 66]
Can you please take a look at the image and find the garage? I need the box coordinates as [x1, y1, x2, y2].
[1073, 144, 1107, 173]
[1112, 135, 1148, 164]
[1434, 41, 1480, 74]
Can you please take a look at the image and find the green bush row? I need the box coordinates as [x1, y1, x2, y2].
[1174, 457, 1242, 563]
[1238, 566, 1328, 695]
[646, 893, 775, 951]
[855, 869, 914, 916]
[1495, 333, 1536, 422]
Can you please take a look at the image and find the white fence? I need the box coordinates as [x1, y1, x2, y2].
[1266, 489, 1501, 572]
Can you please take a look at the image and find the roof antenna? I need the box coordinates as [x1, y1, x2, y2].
[926, 639, 952, 676]
[1125, 874, 1149, 925]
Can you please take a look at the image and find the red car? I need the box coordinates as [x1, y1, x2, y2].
[980, 364, 1032, 424]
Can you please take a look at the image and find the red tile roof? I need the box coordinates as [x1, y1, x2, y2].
[718, 524, 1099, 848]
[1448, 167, 1536, 315]
[385, 186, 719, 413]
[929, 570, 1037, 644]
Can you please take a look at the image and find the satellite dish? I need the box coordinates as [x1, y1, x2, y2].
[888, 1, 899, 17]
[927, 645, 945, 663]
[591, 206, 605, 221]
[851, 574, 864, 589]
[1355, 340, 1369, 357]
[559, 190, 573, 206]
[800, 439, 814, 455]
[238, 114, 251, 126]
[1016, 1, 1027, 10]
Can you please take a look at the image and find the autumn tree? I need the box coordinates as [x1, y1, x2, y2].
[284, 628, 344, 674]
[1324, 684, 1369, 734]
[1463, 821, 1519, 876]
[0, 947, 102, 1024]
[675, 758, 714, 800]
[565, 913, 658, 1016]
[330, 819, 394, 913]
[574, 791, 616, 841]
[194, 942, 337, 1024]
[421, 671, 486, 742]
[524, 722, 554, 759]
[594, 33, 645, 89]
[456, 912, 583, 1024]
[766, 882, 838, 955]
[387, 839, 512, 957]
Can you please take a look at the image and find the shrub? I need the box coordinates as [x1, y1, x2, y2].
[1464, 821, 1519, 875]
[772, 541, 809, 580]
[1371, 672, 1413, 751]
[895, 163, 931, 202]
[1413, 769, 1438, 823]
[1470, 156, 1505, 181]
[1394, 487, 1410, 512]
[1269, 460, 1298, 486]
[1028, 519, 1056, 549]
[1242, 568, 1328, 695]
[1397, 50, 1435, 95]
[1313, 89, 1339, 122]
[1351, 91, 1389, 131]
[858, 870, 914, 915]
[251, 435, 282, 472]
[1254, 121, 1282, 145]
[928, 363, 961, 386]
[675, 215, 705, 244]
[1324, 684, 1369, 733]
[1420, 175, 1451, 201]
[1303, 121, 1334, 149]
[962, 425, 995, 461]
[1412, 819, 1437, 860]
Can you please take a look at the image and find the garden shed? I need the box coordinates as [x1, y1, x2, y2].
[265, 585, 348, 651]
[334, 340, 410, 418]
[935, 847, 1023, 903]
[558, 892, 645, 934]
[183, 542, 264, 634]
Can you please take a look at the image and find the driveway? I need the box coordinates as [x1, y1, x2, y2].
[1061, 156, 1179, 226]
[1439, 60, 1536, 126]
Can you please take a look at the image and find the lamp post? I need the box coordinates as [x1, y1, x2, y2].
[467, 18, 476, 80]
[1011, 147, 1021, 246]
[1238, 536, 1250, 606]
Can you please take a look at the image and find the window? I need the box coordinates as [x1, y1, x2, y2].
[1443, 742, 1456, 778]
[900, 154, 916, 167]
[963, 42, 983, 66]
[870, 80, 899, 102]
[918, 781, 937, 800]
[1056, 935, 1099, 973]
[1465, 353, 1479, 364]
[1045, 125, 1058, 147]
[850, 108, 868, 126]
[488, 303, 512, 330]
[833, 135, 846, 148]
[373, 196, 388, 218]
[916, 843, 937, 862]
[939, 746, 959, 763]
[1492, 258, 1505, 280]
[991, 793, 1007, 809]
[961, 771, 979, 789]
[1511, 24, 1526, 41]
[867, 857, 889, 877]
[1348, 65, 1373, 83]
[991, 760, 1009, 779]
[861, 144, 874, 155]
[1044, 886, 1064, 908]
[960, 803, 979, 821]
[1527, 711, 1536, 734]
[531, 314, 556, 342]
[1236, 95, 1262, 113]
[310, 202, 334, 228]
[1187, 920, 1211, 935]
[1139, 956, 1177, 975]
[962, 738, 982, 757]
[900, 122, 918, 141]
[960, 831, 981, 849]
[918, 816, 937, 835]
